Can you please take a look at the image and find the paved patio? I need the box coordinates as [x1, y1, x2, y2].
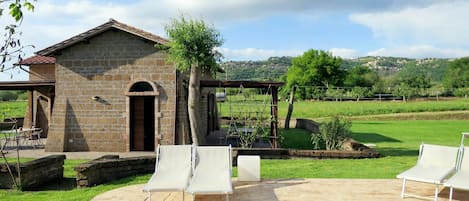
[92, 179, 469, 201]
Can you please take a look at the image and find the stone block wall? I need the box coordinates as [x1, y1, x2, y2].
[74, 155, 155, 188]
[46, 29, 177, 152]
[0, 155, 65, 189]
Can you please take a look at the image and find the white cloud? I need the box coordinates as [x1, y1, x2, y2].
[218, 47, 303, 61]
[329, 48, 360, 59]
[350, 1, 469, 48]
[367, 45, 469, 58]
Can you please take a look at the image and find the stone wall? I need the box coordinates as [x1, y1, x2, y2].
[232, 148, 379, 165]
[295, 118, 320, 133]
[0, 155, 65, 189]
[46, 29, 177, 152]
[74, 155, 155, 188]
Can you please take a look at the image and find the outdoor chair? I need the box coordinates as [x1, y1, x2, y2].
[143, 145, 193, 201]
[28, 129, 43, 149]
[186, 146, 233, 201]
[397, 143, 460, 201]
[444, 146, 469, 201]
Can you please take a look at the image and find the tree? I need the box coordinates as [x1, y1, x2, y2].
[165, 15, 223, 145]
[350, 87, 371, 101]
[344, 65, 379, 87]
[285, 49, 343, 89]
[443, 57, 469, 89]
[398, 63, 432, 88]
[0, 0, 35, 72]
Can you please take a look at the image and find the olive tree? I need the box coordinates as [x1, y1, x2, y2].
[165, 15, 223, 145]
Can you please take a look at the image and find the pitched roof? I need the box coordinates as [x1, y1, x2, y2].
[36, 18, 169, 56]
[16, 55, 56, 65]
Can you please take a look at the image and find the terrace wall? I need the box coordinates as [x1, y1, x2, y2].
[74, 155, 155, 188]
[0, 155, 65, 189]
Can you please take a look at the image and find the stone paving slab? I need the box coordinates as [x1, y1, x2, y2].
[92, 179, 469, 201]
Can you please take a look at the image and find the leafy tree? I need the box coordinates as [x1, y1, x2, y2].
[392, 84, 417, 102]
[398, 63, 432, 88]
[284, 49, 343, 100]
[165, 15, 223, 145]
[344, 65, 379, 87]
[350, 87, 371, 101]
[1, 0, 35, 72]
[443, 57, 469, 89]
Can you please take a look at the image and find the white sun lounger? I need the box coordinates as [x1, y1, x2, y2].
[143, 145, 193, 201]
[397, 144, 459, 201]
[186, 146, 233, 201]
[444, 146, 469, 201]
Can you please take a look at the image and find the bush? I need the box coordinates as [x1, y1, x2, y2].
[311, 116, 352, 150]
[0, 91, 18, 101]
[453, 88, 469, 98]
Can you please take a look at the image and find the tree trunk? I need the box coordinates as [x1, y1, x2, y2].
[187, 65, 204, 145]
[284, 86, 296, 129]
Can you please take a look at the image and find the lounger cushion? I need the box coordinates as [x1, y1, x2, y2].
[186, 146, 233, 195]
[143, 145, 192, 192]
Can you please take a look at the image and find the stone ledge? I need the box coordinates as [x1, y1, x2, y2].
[0, 155, 65, 189]
[74, 155, 155, 188]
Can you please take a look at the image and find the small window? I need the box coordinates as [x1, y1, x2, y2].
[129, 82, 154, 92]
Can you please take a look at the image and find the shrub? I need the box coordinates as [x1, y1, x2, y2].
[0, 91, 18, 101]
[453, 88, 469, 98]
[311, 116, 352, 150]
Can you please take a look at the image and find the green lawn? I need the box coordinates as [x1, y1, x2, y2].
[265, 120, 467, 178]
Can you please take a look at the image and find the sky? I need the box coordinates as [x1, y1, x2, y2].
[1, 0, 469, 80]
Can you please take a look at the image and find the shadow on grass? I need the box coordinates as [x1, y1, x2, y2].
[25, 177, 76, 191]
[352, 132, 401, 143]
[376, 148, 419, 157]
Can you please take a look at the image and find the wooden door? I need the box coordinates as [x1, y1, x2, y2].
[130, 96, 155, 151]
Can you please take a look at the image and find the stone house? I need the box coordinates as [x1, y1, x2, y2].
[15, 19, 218, 152]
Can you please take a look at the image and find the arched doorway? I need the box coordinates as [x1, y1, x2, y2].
[126, 81, 159, 151]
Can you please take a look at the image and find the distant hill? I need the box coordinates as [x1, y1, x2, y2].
[217, 56, 451, 83]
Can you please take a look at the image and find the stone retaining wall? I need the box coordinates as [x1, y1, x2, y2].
[74, 155, 155, 188]
[0, 155, 65, 189]
[232, 148, 379, 165]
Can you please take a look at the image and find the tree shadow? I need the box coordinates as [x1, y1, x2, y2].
[352, 132, 401, 143]
[23, 178, 76, 191]
[376, 147, 419, 157]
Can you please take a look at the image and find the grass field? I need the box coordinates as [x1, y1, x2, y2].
[0, 101, 27, 120]
[217, 97, 468, 119]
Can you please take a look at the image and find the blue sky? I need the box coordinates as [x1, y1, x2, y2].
[1, 0, 469, 80]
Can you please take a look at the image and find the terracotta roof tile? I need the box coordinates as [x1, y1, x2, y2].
[17, 55, 56, 65]
[36, 18, 169, 56]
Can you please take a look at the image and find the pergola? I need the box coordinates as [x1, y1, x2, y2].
[0, 81, 55, 125]
[200, 80, 284, 148]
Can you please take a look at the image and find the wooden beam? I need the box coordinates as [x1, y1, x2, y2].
[271, 87, 279, 148]
[200, 80, 284, 88]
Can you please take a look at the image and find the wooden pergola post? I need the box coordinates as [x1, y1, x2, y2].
[270, 87, 279, 148]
